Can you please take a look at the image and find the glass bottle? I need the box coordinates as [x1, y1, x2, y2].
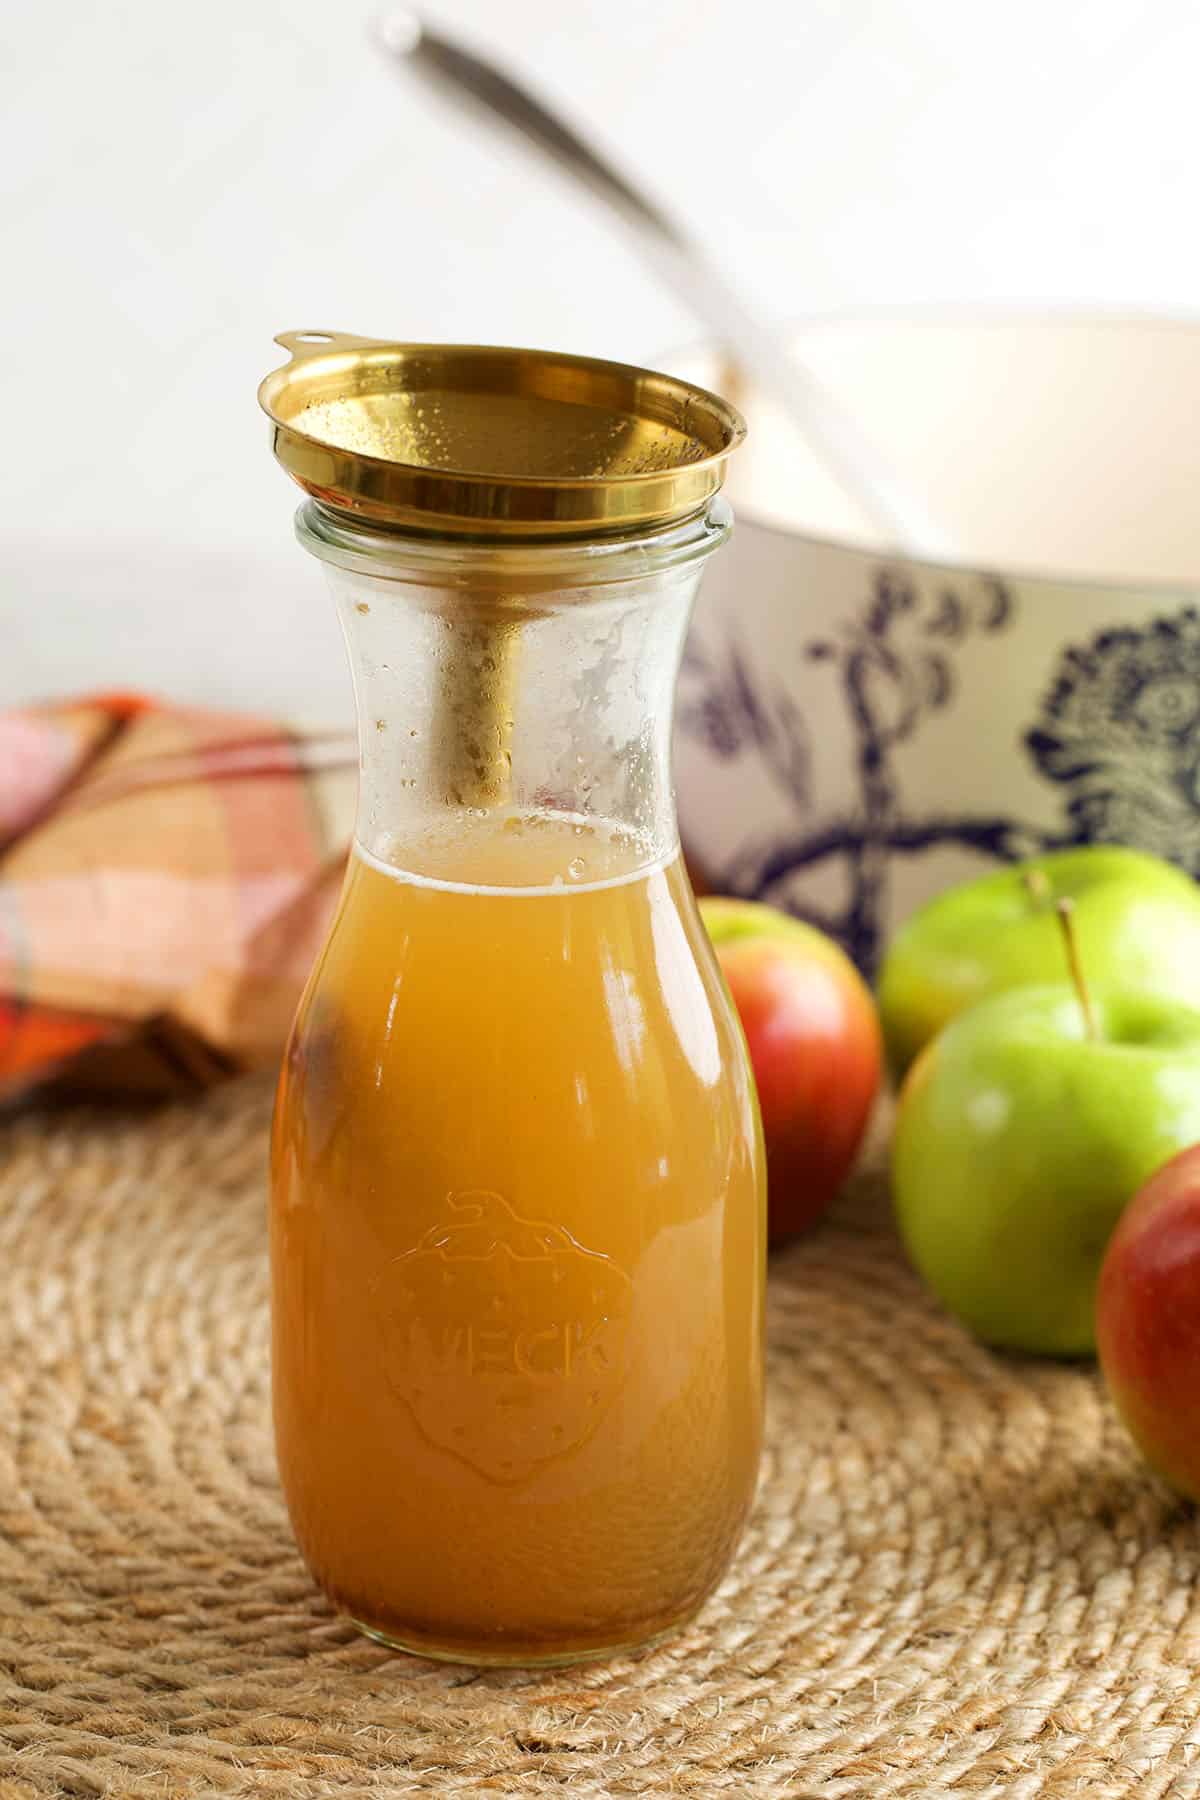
[262, 335, 764, 1665]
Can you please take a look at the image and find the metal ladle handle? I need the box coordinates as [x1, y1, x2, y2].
[374, 10, 957, 563]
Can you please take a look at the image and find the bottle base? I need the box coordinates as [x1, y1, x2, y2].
[348, 1604, 702, 1668]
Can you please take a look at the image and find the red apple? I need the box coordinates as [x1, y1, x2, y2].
[1097, 1144, 1200, 1498]
[700, 898, 882, 1242]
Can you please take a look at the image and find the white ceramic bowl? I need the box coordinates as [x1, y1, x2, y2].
[667, 312, 1200, 975]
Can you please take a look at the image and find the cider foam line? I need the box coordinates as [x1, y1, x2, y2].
[353, 825, 676, 899]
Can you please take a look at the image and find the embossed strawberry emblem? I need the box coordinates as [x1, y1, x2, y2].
[373, 1191, 633, 1483]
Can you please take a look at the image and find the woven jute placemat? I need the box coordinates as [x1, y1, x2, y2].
[3, 1078, 1200, 1799]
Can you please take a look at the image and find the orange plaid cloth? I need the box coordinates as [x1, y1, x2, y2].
[0, 695, 355, 1101]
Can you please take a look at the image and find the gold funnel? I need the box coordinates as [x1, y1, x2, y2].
[259, 332, 745, 806]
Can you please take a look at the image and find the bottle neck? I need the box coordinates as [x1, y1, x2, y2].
[298, 501, 730, 880]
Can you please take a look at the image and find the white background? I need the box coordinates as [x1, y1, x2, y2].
[6, 0, 1200, 721]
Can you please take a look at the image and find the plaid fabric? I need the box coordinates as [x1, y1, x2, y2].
[0, 695, 355, 1101]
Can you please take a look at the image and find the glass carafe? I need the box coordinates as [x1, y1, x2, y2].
[262, 336, 765, 1666]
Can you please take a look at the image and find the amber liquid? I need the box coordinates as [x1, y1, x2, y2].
[271, 811, 764, 1664]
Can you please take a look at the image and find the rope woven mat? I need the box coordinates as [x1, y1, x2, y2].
[3, 1080, 1200, 1799]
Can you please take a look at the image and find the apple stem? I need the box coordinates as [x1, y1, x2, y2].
[1022, 866, 1052, 907]
[1055, 897, 1098, 1041]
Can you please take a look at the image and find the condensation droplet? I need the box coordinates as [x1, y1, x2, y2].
[375, 718, 387, 732]
[567, 856, 586, 880]
[355, 602, 370, 615]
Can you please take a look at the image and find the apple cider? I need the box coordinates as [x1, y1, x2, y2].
[260, 332, 761, 1663]
[272, 811, 762, 1662]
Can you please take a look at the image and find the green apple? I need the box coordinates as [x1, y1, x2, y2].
[892, 984, 1200, 1355]
[878, 848, 1200, 1081]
